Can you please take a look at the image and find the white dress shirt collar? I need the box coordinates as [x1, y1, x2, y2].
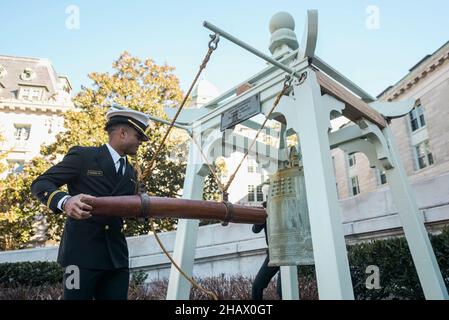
[106, 143, 126, 173]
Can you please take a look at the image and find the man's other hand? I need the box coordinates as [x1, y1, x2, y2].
[64, 194, 95, 220]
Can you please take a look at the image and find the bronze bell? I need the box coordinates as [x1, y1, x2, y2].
[267, 147, 314, 266]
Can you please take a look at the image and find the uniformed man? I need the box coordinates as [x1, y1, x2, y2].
[31, 107, 150, 300]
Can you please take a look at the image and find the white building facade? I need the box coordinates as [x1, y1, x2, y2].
[331, 41, 449, 200]
[0, 55, 74, 177]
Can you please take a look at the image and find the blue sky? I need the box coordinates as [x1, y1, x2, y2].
[2, 0, 449, 97]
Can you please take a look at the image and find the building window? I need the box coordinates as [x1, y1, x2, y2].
[20, 68, 36, 81]
[20, 87, 31, 100]
[376, 169, 387, 185]
[379, 171, 387, 185]
[409, 101, 426, 132]
[350, 176, 360, 196]
[348, 154, 356, 167]
[248, 185, 255, 202]
[0, 64, 7, 79]
[247, 158, 256, 173]
[14, 124, 31, 141]
[30, 88, 43, 100]
[256, 185, 264, 202]
[331, 156, 337, 175]
[19, 86, 43, 101]
[415, 140, 434, 170]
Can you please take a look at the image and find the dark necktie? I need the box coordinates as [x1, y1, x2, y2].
[117, 158, 125, 176]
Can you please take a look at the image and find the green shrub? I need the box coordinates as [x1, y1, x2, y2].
[130, 270, 148, 286]
[298, 226, 449, 300]
[0, 261, 63, 287]
[350, 227, 449, 299]
[349, 236, 423, 299]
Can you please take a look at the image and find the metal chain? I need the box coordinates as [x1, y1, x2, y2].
[148, 218, 219, 300]
[138, 34, 220, 300]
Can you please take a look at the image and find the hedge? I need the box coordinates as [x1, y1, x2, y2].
[0, 261, 63, 287]
[1, 226, 448, 299]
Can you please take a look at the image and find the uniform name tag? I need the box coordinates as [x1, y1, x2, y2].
[87, 170, 103, 176]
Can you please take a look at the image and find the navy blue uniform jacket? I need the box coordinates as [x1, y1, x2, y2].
[31, 144, 137, 270]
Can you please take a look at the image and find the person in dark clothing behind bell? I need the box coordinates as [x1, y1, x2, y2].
[252, 201, 282, 300]
[31, 107, 150, 300]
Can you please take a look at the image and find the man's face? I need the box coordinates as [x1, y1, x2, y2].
[120, 126, 145, 155]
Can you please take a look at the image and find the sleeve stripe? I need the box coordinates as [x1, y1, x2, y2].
[46, 190, 64, 208]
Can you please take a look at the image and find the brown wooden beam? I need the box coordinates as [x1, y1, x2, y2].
[84, 195, 267, 225]
[316, 71, 387, 128]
